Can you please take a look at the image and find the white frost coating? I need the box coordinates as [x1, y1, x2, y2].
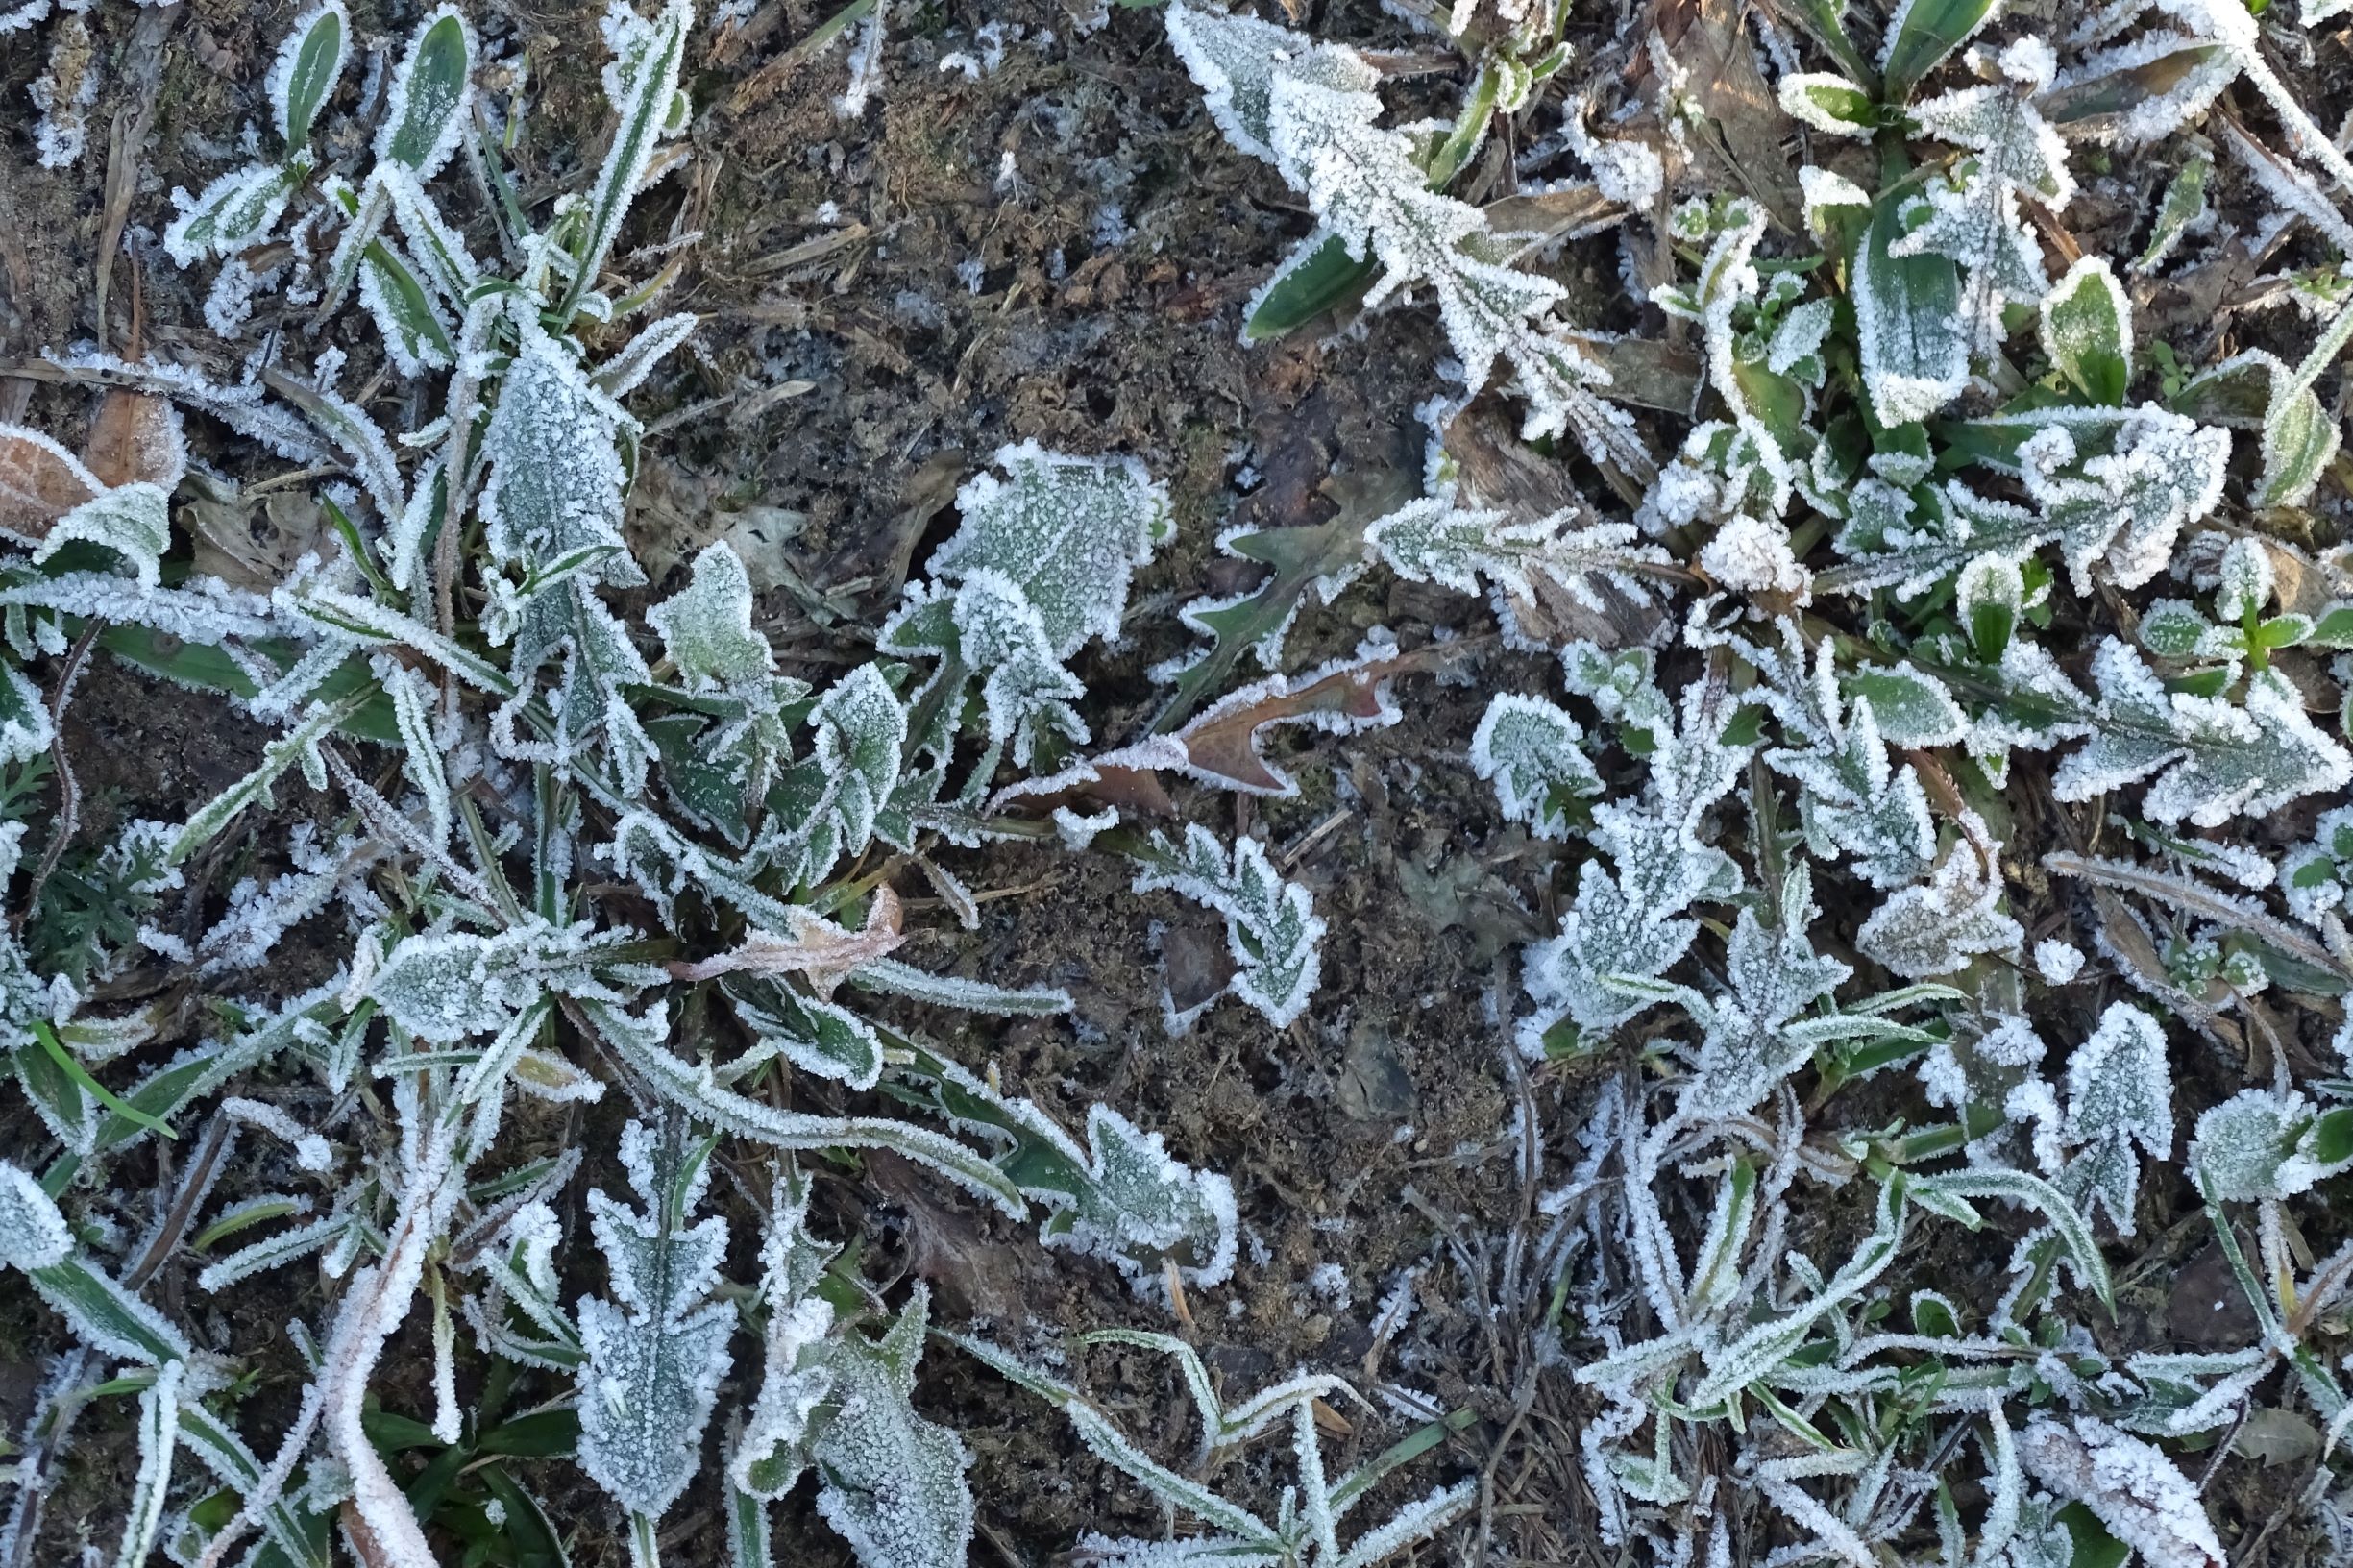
[375, 5, 478, 179]
[267, 1, 352, 146]
[1855, 822, 2022, 979]
[2191, 1087, 2349, 1200]
[576, 1119, 735, 1522]
[1471, 692, 1602, 839]
[2018, 1416, 2224, 1568]
[2049, 639, 2352, 827]
[1133, 823, 1324, 1029]
[926, 440, 1170, 659]
[0, 1162, 73, 1270]
[2060, 1004, 2172, 1231]
[1366, 494, 1674, 611]
[2032, 939, 2085, 984]
[1699, 514, 1809, 599]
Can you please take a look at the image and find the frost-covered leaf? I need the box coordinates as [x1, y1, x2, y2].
[1471, 693, 1602, 840]
[2191, 1088, 2352, 1201]
[481, 318, 643, 592]
[1853, 175, 1969, 426]
[1364, 496, 1675, 611]
[2017, 1415, 2223, 1568]
[1856, 827, 2022, 978]
[0, 1162, 72, 1271]
[555, 0, 691, 324]
[163, 161, 304, 268]
[1895, 50, 2073, 352]
[270, 1, 350, 147]
[805, 1288, 974, 1568]
[1169, 2, 1645, 481]
[577, 1118, 734, 1523]
[377, 5, 476, 178]
[2018, 411, 2229, 593]
[2061, 1003, 2171, 1232]
[1778, 72, 1877, 135]
[1132, 824, 1322, 1028]
[649, 543, 775, 694]
[2050, 640, 2352, 828]
[952, 573, 1089, 772]
[1878, 0, 1998, 102]
[1679, 865, 1857, 1117]
[34, 483, 172, 589]
[922, 442, 1170, 660]
[1523, 660, 1748, 1048]
[368, 919, 664, 1044]
[1164, 0, 1376, 164]
[2042, 257, 2132, 406]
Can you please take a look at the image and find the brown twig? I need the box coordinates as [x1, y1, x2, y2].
[15, 618, 104, 934]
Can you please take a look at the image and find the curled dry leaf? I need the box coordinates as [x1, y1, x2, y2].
[669, 885, 905, 992]
[0, 426, 101, 540]
[83, 390, 186, 492]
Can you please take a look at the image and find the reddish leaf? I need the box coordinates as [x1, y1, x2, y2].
[83, 390, 185, 491]
[0, 426, 101, 540]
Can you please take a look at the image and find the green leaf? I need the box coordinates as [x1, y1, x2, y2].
[2054, 1501, 2130, 1568]
[379, 7, 475, 177]
[2041, 257, 2131, 406]
[1879, 0, 1998, 103]
[2255, 381, 2341, 509]
[1854, 173, 1968, 426]
[274, 2, 351, 147]
[1245, 230, 1376, 342]
[553, 0, 691, 326]
[163, 161, 305, 266]
[358, 240, 455, 374]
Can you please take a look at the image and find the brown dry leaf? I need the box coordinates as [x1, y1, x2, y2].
[1169, 648, 1416, 795]
[669, 886, 906, 992]
[0, 425, 101, 540]
[1670, 0, 1803, 231]
[84, 389, 185, 490]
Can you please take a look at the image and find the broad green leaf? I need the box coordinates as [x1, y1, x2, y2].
[272, 1, 352, 147]
[357, 239, 456, 374]
[1879, 0, 1998, 104]
[2041, 257, 2131, 406]
[378, 6, 476, 178]
[1854, 176, 1968, 426]
[1778, 72, 1877, 135]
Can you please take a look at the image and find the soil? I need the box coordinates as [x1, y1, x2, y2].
[0, 0, 2349, 1565]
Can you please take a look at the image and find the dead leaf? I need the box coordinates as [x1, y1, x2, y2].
[668, 887, 905, 992]
[1669, 0, 1803, 231]
[2233, 1408, 2321, 1467]
[83, 389, 184, 490]
[1168, 649, 1409, 795]
[0, 426, 100, 539]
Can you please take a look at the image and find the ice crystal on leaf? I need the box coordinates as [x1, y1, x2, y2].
[1132, 823, 1323, 1028]
[1470, 693, 1602, 840]
[1521, 653, 1748, 1050]
[1892, 43, 2073, 351]
[2060, 1004, 2172, 1232]
[2190, 1088, 2351, 1201]
[1165, 2, 1645, 479]
[648, 543, 775, 694]
[577, 1118, 735, 1526]
[2017, 1416, 2224, 1568]
[1365, 496, 1673, 612]
[2049, 639, 2352, 827]
[1855, 821, 2022, 979]
[366, 920, 664, 1044]
[921, 442, 1170, 661]
[1666, 867, 1862, 1118]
